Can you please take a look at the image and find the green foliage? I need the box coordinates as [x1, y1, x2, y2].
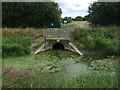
[72, 27, 119, 56]
[3, 66, 118, 88]
[62, 17, 73, 23]
[83, 15, 89, 21]
[2, 28, 41, 57]
[2, 55, 118, 88]
[89, 57, 117, 72]
[94, 37, 108, 50]
[88, 2, 120, 26]
[105, 40, 118, 55]
[74, 16, 83, 21]
[2, 36, 32, 57]
[2, 2, 62, 28]
[3, 44, 28, 57]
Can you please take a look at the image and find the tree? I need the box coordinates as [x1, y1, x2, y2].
[2, 2, 62, 28]
[62, 17, 73, 23]
[74, 16, 83, 21]
[83, 15, 89, 21]
[88, 2, 120, 26]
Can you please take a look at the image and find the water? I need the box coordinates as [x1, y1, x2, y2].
[60, 59, 91, 77]
[34, 50, 91, 76]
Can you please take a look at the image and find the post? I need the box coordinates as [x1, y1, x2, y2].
[44, 35, 46, 49]
[58, 28, 59, 40]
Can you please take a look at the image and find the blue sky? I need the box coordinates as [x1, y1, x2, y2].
[54, 0, 97, 18]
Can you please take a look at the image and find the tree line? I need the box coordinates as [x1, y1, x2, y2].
[2, 2, 62, 28]
[62, 2, 119, 27]
[88, 2, 120, 26]
[2, 2, 119, 27]
[61, 16, 88, 23]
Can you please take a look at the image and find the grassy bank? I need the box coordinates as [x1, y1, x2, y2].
[2, 28, 44, 57]
[72, 26, 119, 56]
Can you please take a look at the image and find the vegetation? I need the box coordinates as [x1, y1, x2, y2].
[74, 16, 83, 21]
[72, 27, 119, 56]
[2, 2, 62, 28]
[88, 2, 120, 26]
[2, 65, 118, 88]
[2, 22, 119, 88]
[62, 17, 73, 23]
[62, 16, 84, 23]
[2, 1, 119, 89]
[2, 28, 44, 57]
[2, 50, 118, 88]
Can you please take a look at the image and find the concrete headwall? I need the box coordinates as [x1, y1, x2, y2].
[45, 39, 70, 50]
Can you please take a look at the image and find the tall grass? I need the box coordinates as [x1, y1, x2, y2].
[2, 28, 44, 57]
[72, 27, 119, 56]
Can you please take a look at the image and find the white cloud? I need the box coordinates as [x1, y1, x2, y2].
[54, 0, 97, 18]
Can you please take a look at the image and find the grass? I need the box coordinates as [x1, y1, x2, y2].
[2, 28, 44, 57]
[2, 22, 119, 88]
[72, 26, 119, 56]
[70, 21, 90, 29]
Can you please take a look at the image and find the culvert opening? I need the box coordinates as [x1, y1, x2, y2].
[52, 43, 65, 49]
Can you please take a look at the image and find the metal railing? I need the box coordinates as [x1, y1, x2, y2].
[45, 28, 70, 40]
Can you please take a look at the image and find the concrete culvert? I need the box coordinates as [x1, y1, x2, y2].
[52, 43, 65, 49]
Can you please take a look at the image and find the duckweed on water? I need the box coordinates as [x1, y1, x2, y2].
[3, 50, 118, 73]
[3, 50, 80, 72]
[89, 58, 118, 72]
[3, 50, 118, 88]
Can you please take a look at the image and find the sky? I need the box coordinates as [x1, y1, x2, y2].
[54, 0, 97, 18]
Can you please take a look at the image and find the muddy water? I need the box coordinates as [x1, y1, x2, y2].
[35, 50, 91, 77]
[59, 59, 91, 77]
[63, 63, 90, 76]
